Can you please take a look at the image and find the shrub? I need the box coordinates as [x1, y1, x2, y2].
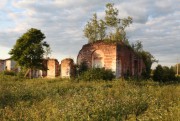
[175, 76, 180, 82]
[153, 65, 163, 82]
[0, 70, 16, 76]
[153, 65, 176, 82]
[16, 71, 25, 78]
[78, 61, 88, 74]
[78, 68, 115, 81]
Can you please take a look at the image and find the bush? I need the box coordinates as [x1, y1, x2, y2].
[176, 76, 180, 82]
[78, 68, 115, 81]
[153, 65, 176, 82]
[16, 71, 25, 78]
[0, 70, 16, 76]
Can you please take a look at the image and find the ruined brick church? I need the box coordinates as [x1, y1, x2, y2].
[77, 41, 145, 78]
[0, 41, 145, 78]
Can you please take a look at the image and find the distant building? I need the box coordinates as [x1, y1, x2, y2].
[77, 41, 145, 78]
[0, 58, 18, 72]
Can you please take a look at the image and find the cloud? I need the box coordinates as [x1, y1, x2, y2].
[0, 0, 179, 67]
[0, 1, 7, 8]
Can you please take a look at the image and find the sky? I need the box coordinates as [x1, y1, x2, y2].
[0, 0, 179, 68]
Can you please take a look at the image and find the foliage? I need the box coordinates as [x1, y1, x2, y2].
[0, 76, 179, 120]
[153, 65, 176, 82]
[105, 3, 119, 27]
[78, 68, 115, 81]
[132, 41, 157, 79]
[177, 76, 180, 82]
[83, 14, 101, 43]
[0, 70, 16, 76]
[77, 61, 88, 75]
[84, 3, 132, 43]
[141, 51, 157, 79]
[153, 65, 164, 82]
[44, 46, 52, 59]
[9, 28, 49, 78]
[98, 19, 106, 40]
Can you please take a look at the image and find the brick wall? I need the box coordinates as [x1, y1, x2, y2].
[0, 60, 5, 72]
[47, 59, 60, 78]
[61, 58, 74, 78]
[77, 41, 117, 71]
[77, 41, 145, 78]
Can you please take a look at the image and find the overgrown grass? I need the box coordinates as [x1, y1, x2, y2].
[0, 75, 179, 120]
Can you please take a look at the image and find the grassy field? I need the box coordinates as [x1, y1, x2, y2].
[0, 75, 180, 121]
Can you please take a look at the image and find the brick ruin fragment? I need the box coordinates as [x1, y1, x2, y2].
[77, 41, 145, 78]
[0, 41, 145, 78]
[61, 58, 75, 78]
[47, 59, 60, 78]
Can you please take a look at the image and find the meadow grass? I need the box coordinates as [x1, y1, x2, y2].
[0, 75, 179, 121]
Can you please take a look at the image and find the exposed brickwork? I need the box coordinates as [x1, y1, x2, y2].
[61, 58, 75, 78]
[77, 41, 117, 70]
[47, 59, 60, 78]
[77, 41, 145, 78]
[41, 59, 48, 77]
[0, 60, 5, 72]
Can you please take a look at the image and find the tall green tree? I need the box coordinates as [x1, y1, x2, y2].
[84, 3, 133, 43]
[9, 28, 49, 78]
[105, 3, 119, 27]
[105, 3, 132, 42]
[84, 14, 100, 43]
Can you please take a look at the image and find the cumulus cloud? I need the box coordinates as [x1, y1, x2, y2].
[0, 0, 179, 67]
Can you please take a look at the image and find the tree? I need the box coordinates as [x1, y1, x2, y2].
[98, 19, 106, 40]
[84, 21, 94, 43]
[105, 3, 133, 42]
[168, 67, 176, 81]
[132, 41, 157, 79]
[153, 65, 176, 82]
[9, 28, 49, 78]
[105, 3, 119, 27]
[121, 16, 133, 29]
[132, 40, 143, 52]
[44, 46, 52, 59]
[141, 51, 157, 79]
[84, 14, 100, 43]
[84, 3, 133, 43]
[153, 65, 164, 82]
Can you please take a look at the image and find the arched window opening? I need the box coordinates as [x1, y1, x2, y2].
[92, 50, 104, 68]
